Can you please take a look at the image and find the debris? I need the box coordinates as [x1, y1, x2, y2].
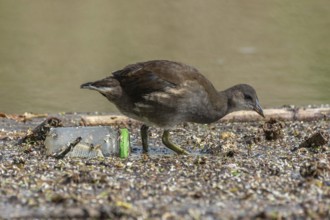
[80, 115, 139, 127]
[292, 131, 329, 152]
[17, 117, 62, 145]
[263, 118, 284, 140]
[0, 112, 48, 122]
[299, 131, 328, 149]
[119, 128, 130, 159]
[79, 108, 330, 125]
[53, 137, 82, 159]
[45, 126, 130, 158]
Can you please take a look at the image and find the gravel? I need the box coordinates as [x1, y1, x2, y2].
[0, 113, 329, 219]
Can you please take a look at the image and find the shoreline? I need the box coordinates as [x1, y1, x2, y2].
[0, 107, 329, 219]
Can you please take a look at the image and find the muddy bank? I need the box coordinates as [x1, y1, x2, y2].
[0, 108, 329, 219]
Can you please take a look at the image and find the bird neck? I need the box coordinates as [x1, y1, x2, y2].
[221, 86, 242, 114]
[209, 91, 229, 119]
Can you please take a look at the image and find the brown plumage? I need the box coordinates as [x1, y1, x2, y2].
[81, 60, 264, 154]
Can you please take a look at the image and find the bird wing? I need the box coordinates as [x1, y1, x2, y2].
[112, 60, 197, 100]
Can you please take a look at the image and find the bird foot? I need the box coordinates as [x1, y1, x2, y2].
[162, 130, 189, 155]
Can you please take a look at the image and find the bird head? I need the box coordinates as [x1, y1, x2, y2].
[225, 84, 264, 117]
[80, 77, 122, 100]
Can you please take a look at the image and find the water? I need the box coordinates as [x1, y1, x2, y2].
[0, 0, 329, 114]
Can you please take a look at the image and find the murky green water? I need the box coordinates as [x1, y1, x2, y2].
[0, 0, 329, 114]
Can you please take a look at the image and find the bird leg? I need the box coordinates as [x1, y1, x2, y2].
[141, 124, 149, 153]
[162, 130, 189, 155]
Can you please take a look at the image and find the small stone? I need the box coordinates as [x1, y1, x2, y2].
[219, 132, 236, 140]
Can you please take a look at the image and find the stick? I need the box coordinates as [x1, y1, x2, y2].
[79, 107, 330, 126]
[53, 137, 82, 159]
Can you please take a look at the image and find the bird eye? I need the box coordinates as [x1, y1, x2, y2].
[244, 94, 253, 101]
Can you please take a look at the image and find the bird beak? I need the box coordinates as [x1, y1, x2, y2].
[81, 82, 103, 92]
[81, 82, 94, 89]
[253, 99, 264, 118]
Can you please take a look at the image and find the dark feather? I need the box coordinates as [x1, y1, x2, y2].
[112, 61, 183, 101]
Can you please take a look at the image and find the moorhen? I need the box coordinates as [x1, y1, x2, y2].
[81, 60, 264, 155]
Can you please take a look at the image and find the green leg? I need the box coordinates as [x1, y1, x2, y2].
[162, 130, 189, 155]
[141, 124, 149, 153]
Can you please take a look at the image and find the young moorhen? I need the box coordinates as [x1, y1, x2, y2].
[81, 60, 264, 154]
